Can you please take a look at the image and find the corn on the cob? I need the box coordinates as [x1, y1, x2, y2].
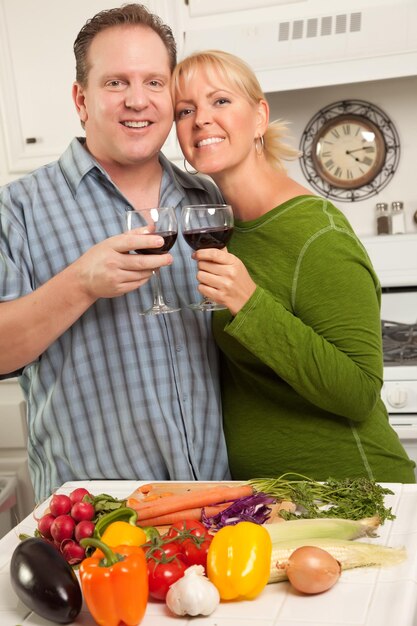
[268, 537, 406, 583]
[265, 516, 380, 544]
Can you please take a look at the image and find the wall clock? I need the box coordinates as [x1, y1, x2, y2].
[299, 100, 400, 202]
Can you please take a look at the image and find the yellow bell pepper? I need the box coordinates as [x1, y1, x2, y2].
[101, 521, 147, 548]
[206, 521, 272, 601]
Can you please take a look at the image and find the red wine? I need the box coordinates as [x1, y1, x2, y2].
[135, 231, 177, 255]
[183, 226, 233, 251]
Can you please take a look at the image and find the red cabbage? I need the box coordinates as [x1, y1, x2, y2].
[202, 492, 276, 531]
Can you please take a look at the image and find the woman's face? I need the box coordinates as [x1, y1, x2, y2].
[174, 66, 266, 177]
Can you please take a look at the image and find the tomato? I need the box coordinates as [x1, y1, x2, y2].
[144, 521, 213, 598]
[166, 519, 212, 569]
[145, 542, 182, 561]
[181, 536, 212, 568]
[166, 520, 209, 539]
[146, 549, 187, 600]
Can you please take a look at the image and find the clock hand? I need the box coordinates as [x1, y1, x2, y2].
[346, 151, 365, 164]
[345, 147, 371, 155]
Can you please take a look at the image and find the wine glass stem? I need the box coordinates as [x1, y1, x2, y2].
[151, 269, 167, 308]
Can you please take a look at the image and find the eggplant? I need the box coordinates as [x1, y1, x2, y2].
[10, 537, 82, 624]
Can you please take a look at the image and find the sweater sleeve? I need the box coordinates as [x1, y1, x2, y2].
[224, 228, 383, 422]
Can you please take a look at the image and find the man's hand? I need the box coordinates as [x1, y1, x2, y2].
[74, 228, 173, 300]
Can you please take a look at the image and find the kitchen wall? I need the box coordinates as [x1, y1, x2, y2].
[266, 75, 417, 238]
[1, 2, 416, 238]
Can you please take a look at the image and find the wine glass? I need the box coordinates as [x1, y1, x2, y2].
[180, 204, 234, 311]
[125, 207, 180, 315]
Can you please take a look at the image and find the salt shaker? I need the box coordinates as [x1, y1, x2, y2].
[391, 201, 405, 234]
[376, 202, 391, 235]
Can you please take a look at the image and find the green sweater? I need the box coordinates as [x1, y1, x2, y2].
[213, 196, 415, 483]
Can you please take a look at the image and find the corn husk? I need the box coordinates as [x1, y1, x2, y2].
[265, 516, 380, 544]
[268, 537, 406, 583]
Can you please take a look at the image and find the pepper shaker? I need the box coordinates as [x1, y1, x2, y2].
[391, 201, 405, 234]
[376, 202, 391, 235]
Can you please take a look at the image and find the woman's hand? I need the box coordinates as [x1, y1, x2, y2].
[193, 248, 256, 316]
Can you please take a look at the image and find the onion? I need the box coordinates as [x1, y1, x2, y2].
[285, 546, 341, 594]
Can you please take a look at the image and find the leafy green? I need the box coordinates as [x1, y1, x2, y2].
[84, 492, 127, 522]
[246, 473, 395, 523]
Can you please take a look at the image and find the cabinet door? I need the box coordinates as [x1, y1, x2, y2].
[0, 0, 155, 174]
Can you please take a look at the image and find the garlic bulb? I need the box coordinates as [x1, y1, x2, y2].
[166, 565, 220, 616]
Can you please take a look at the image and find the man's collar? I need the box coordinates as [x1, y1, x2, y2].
[59, 137, 210, 198]
[58, 138, 111, 196]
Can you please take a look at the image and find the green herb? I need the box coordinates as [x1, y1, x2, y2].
[84, 493, 127, 522]
[247, 473, 395, 523]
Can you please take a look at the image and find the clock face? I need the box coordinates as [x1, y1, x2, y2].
[312, 115, 386, 189]
[299, 100, 401, 202]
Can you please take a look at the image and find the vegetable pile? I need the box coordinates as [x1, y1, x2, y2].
[34, 488, 95, 564]
[143, 519, 213, 600]
[10, 476, 407, 625]
[29, 487, 132, 565]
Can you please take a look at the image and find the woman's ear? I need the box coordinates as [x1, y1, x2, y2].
[72, 82, 88, 124]
[256, 98, 269, 136]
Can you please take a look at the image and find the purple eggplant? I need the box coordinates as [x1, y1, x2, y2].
[10, 537, 82, 624]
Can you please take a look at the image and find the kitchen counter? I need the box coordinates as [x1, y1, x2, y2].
[0, 480, 416, 626]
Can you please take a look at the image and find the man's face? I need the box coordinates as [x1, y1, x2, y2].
[73, 25, 173, 169]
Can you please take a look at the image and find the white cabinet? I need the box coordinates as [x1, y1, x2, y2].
[0, 379, 24, 444]
[180, 0, 417, 93]
[0, 379, 35, 536]
[0, 0, 181, 181]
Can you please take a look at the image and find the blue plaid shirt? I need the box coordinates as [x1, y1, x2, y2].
[0, 138, 230, 501]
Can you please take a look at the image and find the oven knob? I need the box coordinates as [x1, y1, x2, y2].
[386, 387, 408, 408]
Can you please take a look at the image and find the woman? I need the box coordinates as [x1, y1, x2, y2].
[172, 50, 415, 483]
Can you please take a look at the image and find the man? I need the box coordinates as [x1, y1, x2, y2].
[0, 4, 230, 501]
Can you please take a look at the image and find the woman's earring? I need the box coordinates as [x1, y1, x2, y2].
[183, 158, 198, 175]
[255, 135, 265, 155]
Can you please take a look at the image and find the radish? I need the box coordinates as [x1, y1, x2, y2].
[74, 520, 95, 543]
[37, 513, 56, 540]
[71, 501, 95, 522]
[69, 487, 91, 504]
[60, 540, 86, 565]
[49, 494, 72, 517]
[50, 515, 76, 543]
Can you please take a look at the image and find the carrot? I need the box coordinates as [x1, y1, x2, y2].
[131, 484, 254, 521]
[141, 492, 175, 502]
[138, 484, 153, 494]
[129, 481, 236, 500]
[136, 502, 233, 527]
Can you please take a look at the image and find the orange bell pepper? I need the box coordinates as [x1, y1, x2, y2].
[79, 538, 148, 626]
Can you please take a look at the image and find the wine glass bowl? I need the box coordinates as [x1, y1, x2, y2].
[125, 207, 180, 315]
[180, 204, 234, 311]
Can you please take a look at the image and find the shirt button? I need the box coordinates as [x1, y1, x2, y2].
[175, 345, 182, 352]
[183, 394, 188, 402]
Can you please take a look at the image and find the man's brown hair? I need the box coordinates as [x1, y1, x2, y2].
[73, 3, 177, 86]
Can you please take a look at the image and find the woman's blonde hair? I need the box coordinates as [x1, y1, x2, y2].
[172, 49, 300, 172]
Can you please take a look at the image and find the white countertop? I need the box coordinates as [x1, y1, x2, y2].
[0, 480, 416, 626]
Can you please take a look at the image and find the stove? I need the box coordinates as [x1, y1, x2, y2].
[382, 320, 417, 366]
[361, 234, 417, 477]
